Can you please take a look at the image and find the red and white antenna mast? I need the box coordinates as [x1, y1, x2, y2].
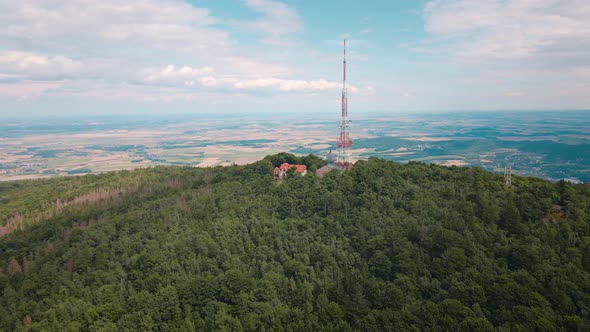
[337, 39, 353, 170]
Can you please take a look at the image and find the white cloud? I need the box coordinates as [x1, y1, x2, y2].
[199, 76, 218, 87]
[424, 0, 590, 66]
[0, 0, 232, 98]
[0, 0, 227, 55]
[144, 65, 214, 86]
[418, 0, 590, 108]
[223, 57, 291, 77]
[0, 52, 83, 79]
[0, 81, 62, 98]
[0, 0, 371, 104]
[573, 67, 590, 78]
[243, 0, 302, 35]
[238, 0, 303, 46]
[141, 64, 356, 94]
[506, 91, 526, 97]
[233, 78, 343, 92]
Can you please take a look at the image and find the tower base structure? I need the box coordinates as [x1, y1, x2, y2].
[504, 164, 512, 186]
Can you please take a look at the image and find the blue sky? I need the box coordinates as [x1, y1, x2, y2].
[0, 0, 589, 116]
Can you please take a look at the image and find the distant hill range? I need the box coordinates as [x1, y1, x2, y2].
[1, 153, 589, 330]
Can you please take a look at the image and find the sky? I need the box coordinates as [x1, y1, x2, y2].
[0, 0, 589, 116]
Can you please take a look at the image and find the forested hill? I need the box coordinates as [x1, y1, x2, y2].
[1, 154, 589, 331]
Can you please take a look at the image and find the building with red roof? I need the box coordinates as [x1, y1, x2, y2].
[274, 163, 307, 179]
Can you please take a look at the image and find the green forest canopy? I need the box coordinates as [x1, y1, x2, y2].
[0, 153, 589, 331]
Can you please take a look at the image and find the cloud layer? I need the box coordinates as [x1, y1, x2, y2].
[0, 0, 354, 102]
[1, 0, 587, 111]
[0, 52, 83, 79]
[142, 64, 349, 93]
[424, 0, 590, 67]
[420, 0, 590, 107]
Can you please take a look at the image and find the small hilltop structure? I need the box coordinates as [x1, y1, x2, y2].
[274, 162, 307, 180]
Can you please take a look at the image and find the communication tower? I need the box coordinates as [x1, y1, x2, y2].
[504, 164, 512, 186]
[336, 40, 353, 170]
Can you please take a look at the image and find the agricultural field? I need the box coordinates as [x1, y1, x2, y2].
[0, 111, 589, 182]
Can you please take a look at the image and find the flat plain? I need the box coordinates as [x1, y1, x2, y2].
[0, 111, 589, 182]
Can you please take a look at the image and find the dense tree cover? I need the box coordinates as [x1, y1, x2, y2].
[1, 154, 589, 331]
[0, 167, 185, 227]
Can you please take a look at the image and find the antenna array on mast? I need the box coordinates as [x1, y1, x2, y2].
[336, 39, 353, 170]
[504, 164, 512, 186]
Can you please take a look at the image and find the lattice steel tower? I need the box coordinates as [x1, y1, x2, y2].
[504, 164, 512, 186]
[337, 39, 353, 170]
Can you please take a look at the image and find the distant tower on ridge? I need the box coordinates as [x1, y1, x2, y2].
[504, 164, 512, 186]
[336, 39, 353, 170]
